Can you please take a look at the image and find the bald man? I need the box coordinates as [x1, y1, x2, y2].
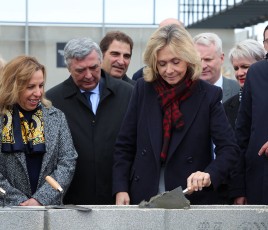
[132, 18, 184, 81]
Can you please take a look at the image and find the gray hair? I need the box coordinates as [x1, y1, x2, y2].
[193, 32, 223, 54]
[64, 37, 103, 67]
[229, 39, 265, 63]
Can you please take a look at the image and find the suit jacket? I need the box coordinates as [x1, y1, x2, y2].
[223, 93, 240, 130]
[0, 106, 77, 206]
[122, 75, 136, 86]
[132, 67, 144, 81]
[222, 77, 240, 103]
[46, 70, 133, 205]
[113, 79, 240, 205]
[235, 59, 268, 204]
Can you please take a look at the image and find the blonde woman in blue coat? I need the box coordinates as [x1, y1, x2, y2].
[113, 24, 240, 205]
[0, 56, 77, 206]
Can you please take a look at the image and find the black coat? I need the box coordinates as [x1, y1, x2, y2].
[223, 93, 240, 130]
[113, 79, 240, 204]
[46, 70, 133, 204]
[235, 59, 268, 204]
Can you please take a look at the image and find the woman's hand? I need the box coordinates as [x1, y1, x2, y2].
[186, 171, 211, 194]
[19, 198, 42, 206]
[258, 141, 268, 157]
[116, 192, 130, 205]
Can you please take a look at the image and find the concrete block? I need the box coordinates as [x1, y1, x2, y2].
[45, 205, 268, 230]
[0, 207, 45, 230]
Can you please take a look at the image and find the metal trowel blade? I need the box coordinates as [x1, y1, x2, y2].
[139, 186, 190, 209]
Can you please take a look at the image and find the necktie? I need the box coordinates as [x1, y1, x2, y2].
[84, 91, 93, 111]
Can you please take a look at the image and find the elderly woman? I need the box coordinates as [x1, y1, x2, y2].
[223, 39, 265, 129]
[0, 55, 77, 206]
[113, 24, 240, 205]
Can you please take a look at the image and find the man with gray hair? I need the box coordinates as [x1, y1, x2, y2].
[46, 37, 133, 205]
[193, 32, 239, 102]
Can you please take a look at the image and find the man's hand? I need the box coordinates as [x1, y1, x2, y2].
[116, 192, 130, 205]
[258, 141, 268, 157]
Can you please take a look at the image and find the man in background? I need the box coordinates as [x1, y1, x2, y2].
[100, 31, 136, 86]
[193, 32, 239, 103]
[132, 18, 184, 81]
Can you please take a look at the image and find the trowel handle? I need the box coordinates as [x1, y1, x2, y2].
[45, 176, 63, 193]
[183, 188, 189, 194]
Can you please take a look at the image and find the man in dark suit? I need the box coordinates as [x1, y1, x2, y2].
[46, 37, 133, 205]
[235, 57, 268, 204]
[193, 32, 240, 204]
[100, 31, 136, 86]
[193, 32, 239, 103]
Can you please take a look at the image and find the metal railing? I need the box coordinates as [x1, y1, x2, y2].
[180, 0, 245, 27]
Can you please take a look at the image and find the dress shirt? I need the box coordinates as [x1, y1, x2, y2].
[81, 83, 100, 114]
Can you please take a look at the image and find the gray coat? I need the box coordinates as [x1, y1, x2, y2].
[222, 76, 240, 103]
[0, 106, 77, 206]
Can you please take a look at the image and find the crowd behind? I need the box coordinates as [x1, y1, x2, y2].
[0, 19, 268, 206]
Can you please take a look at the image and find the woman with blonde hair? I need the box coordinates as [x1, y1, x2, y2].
[113, 24, 239, 205]
[0, 55, 77, 206]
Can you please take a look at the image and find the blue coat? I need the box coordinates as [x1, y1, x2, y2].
[113, 78, 240, 204]
[0, 106, 77, 206]
[235, 59, 268, 204]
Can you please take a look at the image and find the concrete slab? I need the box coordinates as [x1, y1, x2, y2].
[0, 206, 45, 230]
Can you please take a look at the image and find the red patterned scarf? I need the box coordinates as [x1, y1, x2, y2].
[153, 72, 196, 163]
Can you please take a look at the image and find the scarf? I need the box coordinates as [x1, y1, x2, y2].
[1, 104, 46, 154]
[153, 72, 196, 163]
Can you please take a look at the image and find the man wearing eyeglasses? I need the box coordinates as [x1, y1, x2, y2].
[46, 37, 133, 205]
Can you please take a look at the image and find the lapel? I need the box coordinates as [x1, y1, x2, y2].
[63, 76, 91, 110]
[145, 84, 163, 165]
[166, 81, 205, 162]
[222, 77, 231, 102]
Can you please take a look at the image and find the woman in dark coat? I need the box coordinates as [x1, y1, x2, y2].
[113, 24, 240, 205]
[223, 39, 265, 130]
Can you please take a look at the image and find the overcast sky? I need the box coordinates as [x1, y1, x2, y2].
[0, 0, 267, 42]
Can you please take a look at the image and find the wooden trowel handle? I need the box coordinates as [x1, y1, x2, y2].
[45, 176, 63, 193]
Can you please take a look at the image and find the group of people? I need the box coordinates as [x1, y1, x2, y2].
[0, 19, 267, 206]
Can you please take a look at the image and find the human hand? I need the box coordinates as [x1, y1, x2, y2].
[116, 192, 130, 205]
[258, 141, 268, 157]
[19, 198, 42, 206]
[186, 171, 211, 194]
[233, 196, 247, 205]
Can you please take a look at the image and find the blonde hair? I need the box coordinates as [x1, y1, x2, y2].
[0, 55, 51, 114]
[0, 57, 6, 76]
[143, 24, 202, 82]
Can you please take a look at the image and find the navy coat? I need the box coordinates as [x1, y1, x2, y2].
[113, 78, 240, 204]
[235, 59, 268, 204]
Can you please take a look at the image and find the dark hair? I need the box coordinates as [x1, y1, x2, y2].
[100, 31, 134, 56]
[263, 25, 268, 41]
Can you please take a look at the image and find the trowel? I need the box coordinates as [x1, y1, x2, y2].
[139, 186, 190, 209]
[45, 176, 91, 212]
